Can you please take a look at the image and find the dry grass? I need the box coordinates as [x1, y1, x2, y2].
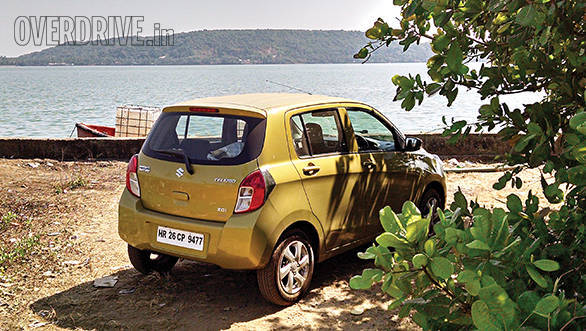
[0, 158, 557, 330]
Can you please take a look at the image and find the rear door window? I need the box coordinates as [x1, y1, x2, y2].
[290, 109, 347, 157]
[144, 112, 266, 165]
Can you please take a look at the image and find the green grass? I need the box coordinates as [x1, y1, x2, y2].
[0, 235, 40, 267]
[0, 212, 18, 230]
[55, 176, 88, 193]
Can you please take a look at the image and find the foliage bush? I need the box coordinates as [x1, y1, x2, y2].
[351, 197, 583, 330]
[351, 0, 584, 329]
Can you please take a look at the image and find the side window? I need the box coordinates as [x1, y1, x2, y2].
[289, 109, 347, 157]
[346, 109, 397, 152]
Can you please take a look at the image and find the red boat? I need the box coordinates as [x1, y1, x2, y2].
[75, 123, 115, 137]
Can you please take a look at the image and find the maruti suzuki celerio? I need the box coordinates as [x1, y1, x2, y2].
[118, 93, 446, 305]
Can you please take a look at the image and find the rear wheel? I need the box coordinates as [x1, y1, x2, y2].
[127, 244, 179, 274]
[257, 231, 315, 306]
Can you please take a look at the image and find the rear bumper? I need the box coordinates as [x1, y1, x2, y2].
[118, 189, 271, 270]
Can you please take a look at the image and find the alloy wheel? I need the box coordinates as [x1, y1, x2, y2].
[277, 240, 310, 295]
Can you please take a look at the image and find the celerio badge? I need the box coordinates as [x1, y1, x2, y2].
[176, 168, 185, 178]
[214, 177, 236, 184]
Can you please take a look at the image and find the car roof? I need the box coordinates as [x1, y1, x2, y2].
[168, 93, 368, 115]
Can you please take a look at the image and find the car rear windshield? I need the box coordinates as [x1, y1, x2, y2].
[143, 112, 266, 165]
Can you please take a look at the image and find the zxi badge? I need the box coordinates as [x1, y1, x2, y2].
[176, 168, 185, 178]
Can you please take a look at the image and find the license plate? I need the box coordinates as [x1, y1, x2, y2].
[156, 226, 204, 251]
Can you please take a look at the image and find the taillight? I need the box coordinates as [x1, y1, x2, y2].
[234, 170, 266, 213]
[189, 107, 219, 113]
[126, 154, 141, 197]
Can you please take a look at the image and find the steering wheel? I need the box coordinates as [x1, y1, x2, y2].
[355, 135, 381, 151]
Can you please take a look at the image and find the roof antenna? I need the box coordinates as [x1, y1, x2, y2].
[266, 80, 313, 95]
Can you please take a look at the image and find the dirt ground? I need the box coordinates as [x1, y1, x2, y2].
[0, 158, 556, 330]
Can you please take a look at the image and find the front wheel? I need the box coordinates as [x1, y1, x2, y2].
[418, 188, 445, 225]
[257, 231, 315, 306]
[127, 245, 178, 274]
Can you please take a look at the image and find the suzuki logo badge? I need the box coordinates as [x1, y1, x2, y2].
[176, 168, 185, 178]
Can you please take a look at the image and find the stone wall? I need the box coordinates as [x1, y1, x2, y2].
[0, 134, 507, 161]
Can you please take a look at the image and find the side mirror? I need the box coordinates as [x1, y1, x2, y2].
[404, 137, 422, 151]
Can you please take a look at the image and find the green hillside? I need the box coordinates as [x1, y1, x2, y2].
[0, 29, 432, 66]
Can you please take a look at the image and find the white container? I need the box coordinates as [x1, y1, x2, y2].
[115, 105, 161, 137]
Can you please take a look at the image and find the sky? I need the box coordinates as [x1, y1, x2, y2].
[1, 0, 401, 57]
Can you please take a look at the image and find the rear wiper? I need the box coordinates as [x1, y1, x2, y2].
[154, 148, 194, 175]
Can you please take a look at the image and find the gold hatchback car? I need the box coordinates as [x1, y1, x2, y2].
[119, 93, 446, 305]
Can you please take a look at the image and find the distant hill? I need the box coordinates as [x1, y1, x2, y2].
[0, 29, 432, 66]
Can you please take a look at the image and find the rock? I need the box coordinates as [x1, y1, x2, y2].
[28, 321, 48, 328]
[62, 260, 81, 266]
[111, 264, 131, 271]
[46, 162, 54, 167]
[43, 270, 55, 277]
[350, 307, 365, 315]
[93, 276, 118, 288]
[223, 307, 231, 311]
[118, 288, 136, 295]
[446, 158, 463, 167]
[47, 232, 60, 236]
[27, 162, 40, 168]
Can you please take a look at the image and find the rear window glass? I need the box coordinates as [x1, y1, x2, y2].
[143, 112, 266, 165]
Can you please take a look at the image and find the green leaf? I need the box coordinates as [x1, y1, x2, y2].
[430, 257, 453, 279]
[534, 295, 559, 316]
[518, 291, 540, 313]
[357, 249, 375, 260]
[506, 194, 523, 213]
[376, 232, 410, 249]
[405, 217, 430, 243]
[478, 284, 517, 328]
[425, 83, 442, 95]
[385, 282, 405, 299]
[568, 166, 586, 186]
[513, 134, 535, 152]
[401, 92, 416, 111]
[380, 206, 404, 234]
[424, 239, 435, 256]
[388, 298, 404, 310]
[412, 312, 429, 329]
[412, 254, 428, 268]
[365, 27, 382, 39]
[525, 265, 548, 288]
[349, 268, 384, 290]
[402, 201, 421, 220]
[354, 47, 368, 59]
[433, 34, 450, 51]
[471, 300, 502, 331]
[569, 112, 586, 135]
[457, 270, 476, 283]
[446, 44, 463, 72]
[532, 259, 560, 272]
[466, 240, 491, 251]
[516, 5, 536, 26]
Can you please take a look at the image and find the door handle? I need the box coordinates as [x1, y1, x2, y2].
[362, 160, 376, 170]
[302, 163, 320, 176]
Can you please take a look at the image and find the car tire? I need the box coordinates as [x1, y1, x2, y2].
[418, 188, 444, 224]
[257, 231, 315, 306]
[127, 244, 179, 274]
